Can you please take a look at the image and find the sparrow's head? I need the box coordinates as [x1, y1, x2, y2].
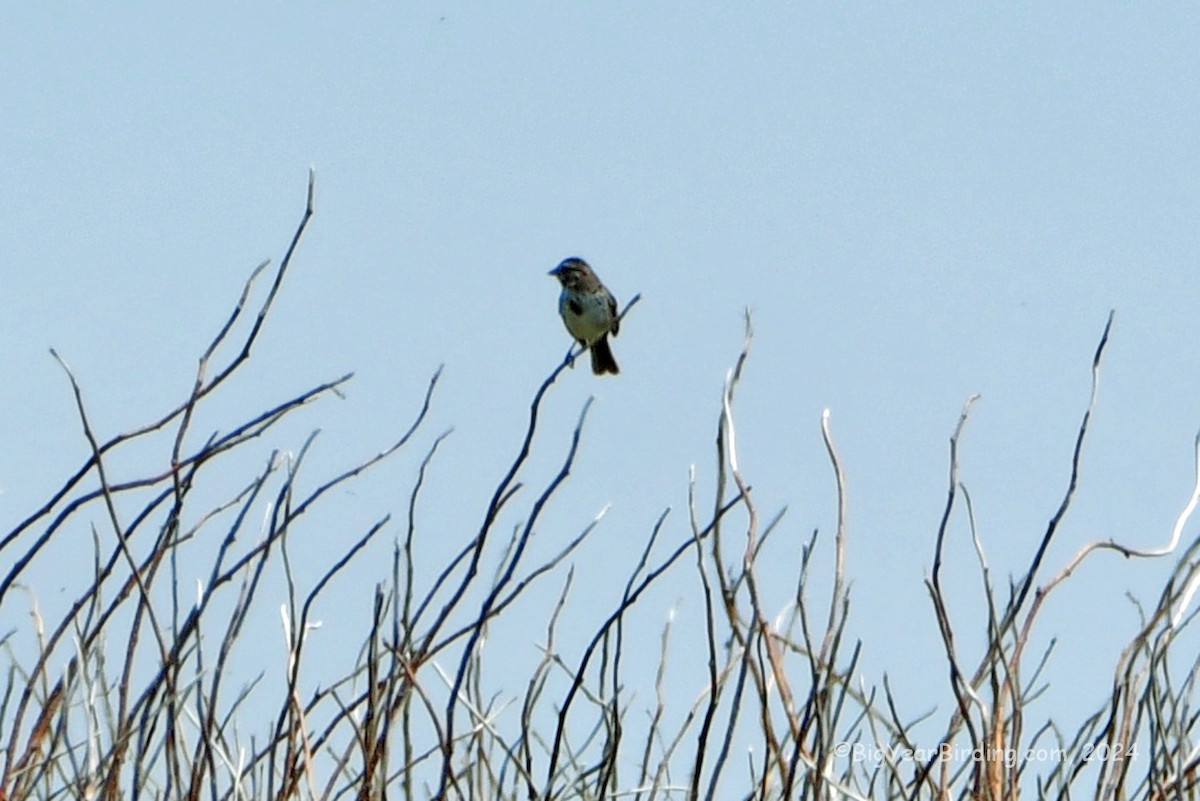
[549, 257, 595, 290]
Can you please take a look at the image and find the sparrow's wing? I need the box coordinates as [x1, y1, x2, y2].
[606, 290, 619, 336]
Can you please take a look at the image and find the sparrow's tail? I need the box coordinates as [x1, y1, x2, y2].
[589, 336, 620, 375]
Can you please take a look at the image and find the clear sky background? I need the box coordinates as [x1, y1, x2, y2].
[3, 2, 1199, 786]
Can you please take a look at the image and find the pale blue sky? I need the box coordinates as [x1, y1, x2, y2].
[3, 3, 1199, 785]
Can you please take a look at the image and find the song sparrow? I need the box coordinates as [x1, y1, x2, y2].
[548, 257, 620, 375]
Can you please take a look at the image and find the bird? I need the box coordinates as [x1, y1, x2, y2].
[548, 257, 620, 375]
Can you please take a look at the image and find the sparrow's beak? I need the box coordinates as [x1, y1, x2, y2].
[547, 265, 561, 276]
